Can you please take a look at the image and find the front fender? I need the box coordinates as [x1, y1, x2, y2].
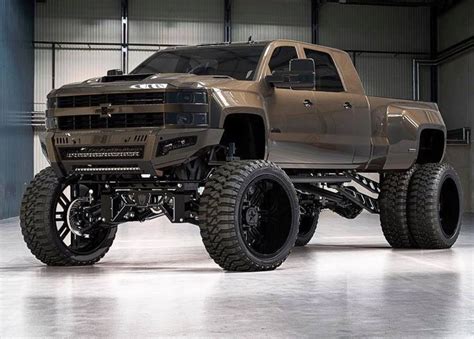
[209, 88, 267, 128]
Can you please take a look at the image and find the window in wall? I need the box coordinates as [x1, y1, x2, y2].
[268, 46, 298, 73]
[304, 49, 344, 92]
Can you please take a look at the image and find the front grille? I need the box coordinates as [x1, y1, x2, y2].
[59, 146, 145, 160]
[57, 113, 164, 130]
[57, 92, 165, 108]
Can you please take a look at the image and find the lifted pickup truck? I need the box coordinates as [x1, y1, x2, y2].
[21, 39, 463, 271]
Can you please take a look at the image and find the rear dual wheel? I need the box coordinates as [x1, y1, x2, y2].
[408, 163, 463, 248]
[380, 163, 462, 249]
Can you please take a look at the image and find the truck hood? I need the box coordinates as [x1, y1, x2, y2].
[49, 73, 245, 98]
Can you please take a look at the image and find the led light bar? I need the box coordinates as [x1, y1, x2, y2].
[60, 146, 144, 160]
[65, 151, 141, 159]
[74, 166, 142, 173]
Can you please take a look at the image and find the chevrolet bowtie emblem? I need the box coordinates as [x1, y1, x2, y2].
[97, 103, 114, 118]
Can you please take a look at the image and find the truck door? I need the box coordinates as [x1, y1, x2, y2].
[303, 48, 370, 166]
[265, 45, 321, 165]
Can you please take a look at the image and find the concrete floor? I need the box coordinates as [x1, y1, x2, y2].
[0, 212, 473, 338]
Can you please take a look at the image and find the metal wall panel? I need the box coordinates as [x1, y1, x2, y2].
[438, 53, 472, 130]
[319, 3, 430, 52]
[438, 0, 474, 51]
[0, 0, 34, 219]
[356, 55, 418, 100]
[437, 0, 474, 212]
[55, 48, 122, 91]
[319, 3, 430, 100]
[34, 49, 52, 112]
[129, 0, 224, 45]
[35, 0, 121, 43]
[232, 0, 311, 42]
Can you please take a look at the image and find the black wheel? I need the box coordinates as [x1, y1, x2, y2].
[20, 167, 117, 266]
[408, 163, 463, 249]
[295, 203, 320, 247]
[379, 166, 418, 248]
[198, 160, 299, 271]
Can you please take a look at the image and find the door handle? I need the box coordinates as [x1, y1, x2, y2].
[271, 128, 281, 133]
[303, 99, 313, 107]
[343, 102, 352, 110]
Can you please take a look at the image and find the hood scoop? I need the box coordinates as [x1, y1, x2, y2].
[100, 73, 154, 83]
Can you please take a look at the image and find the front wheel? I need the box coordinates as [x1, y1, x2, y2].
[20, 167, 117, 266]
[198, 161, 300, 271]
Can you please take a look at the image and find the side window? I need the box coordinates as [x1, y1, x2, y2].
[304, 49, 344, 92]
[268, 46, 298, 73]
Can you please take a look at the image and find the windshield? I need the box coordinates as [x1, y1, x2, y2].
[131, 44, 267, 81]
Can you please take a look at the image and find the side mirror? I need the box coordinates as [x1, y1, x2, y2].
[265, 58, 315, 90]
[107, 69, 124, 76]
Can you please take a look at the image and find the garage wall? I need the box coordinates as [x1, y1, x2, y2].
[319, 3, 431, 100]
[35, 0, 122, 105]
[0, 0, 34, 219]
[437, 0, 474, 212]
[128, 0, 224, 70]
[232, 0, 311, 42]
[34, 0, 432, 106]
[35, 0, 121, 43]
[129, 0, 224, 45]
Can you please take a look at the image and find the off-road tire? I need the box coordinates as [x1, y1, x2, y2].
[295, 209, 320, 247]
[408, 163, 463, 249]
[198, 160, 300, 271]
[20, 167, 117, 266]
[379, 166, 418, 248]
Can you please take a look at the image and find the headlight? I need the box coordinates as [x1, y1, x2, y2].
[47, 97, 57, 109]
[166, 91, 208, 104]
[45, 116, 58, 130]
[45, 97, 58, 130]
[165, 112, 208, 126]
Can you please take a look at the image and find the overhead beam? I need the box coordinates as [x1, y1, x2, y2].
[224, 0, 232, 42]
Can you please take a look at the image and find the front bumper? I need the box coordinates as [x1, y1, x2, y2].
[44, 127, 223, 177]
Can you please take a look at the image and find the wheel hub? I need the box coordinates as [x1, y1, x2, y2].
[66, 198, 94, 238]
[245, 206, 259, 226]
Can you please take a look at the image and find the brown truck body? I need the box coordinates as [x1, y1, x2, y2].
[43, 39, 446, 176]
